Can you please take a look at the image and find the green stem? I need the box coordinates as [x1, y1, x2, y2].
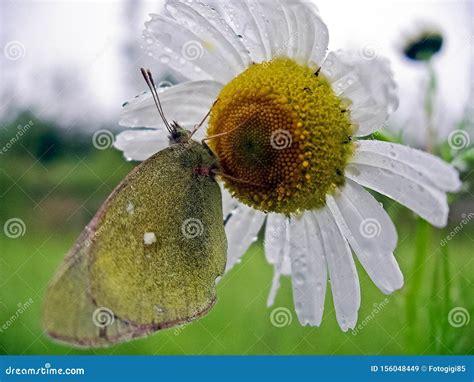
[424, 62, 438, 154]
[406, 218, 432, 351]
[428, 250, 441, 352]
[440, 243, 451, 350]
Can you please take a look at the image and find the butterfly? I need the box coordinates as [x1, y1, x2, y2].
[42, 69, 227, 347]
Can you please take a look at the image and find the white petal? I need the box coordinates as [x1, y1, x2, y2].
[311, 207, 360, 331]
[218, 0, 272, 62]
[264, 214, 291, 275]
[174, 0, 252, 73]
[224, 203, 265, 272]
[144, 14, 235, 83]
[166, 0, 251, 72]
[281, 1, 328, 67]
[119, 80, 222, 129]
[221, 186, 239, 219]
[356, 140, 461, 192]
[322, 51, 398, 137]
[257, 1, 289, 58]
[346, 162, 449, 228]
[113, 130, 168, 161]
[264, 214, 291, 306]
[326, 181, 403, 294]
[288, 212, 327, 326]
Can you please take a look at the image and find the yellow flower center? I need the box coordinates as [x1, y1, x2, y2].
[208, 58, 354, 214]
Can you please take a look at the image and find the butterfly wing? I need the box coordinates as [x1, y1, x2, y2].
[43, 142, 227, 347]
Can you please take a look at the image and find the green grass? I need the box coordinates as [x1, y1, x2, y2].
[0, 131, 473, 355]
[1, 224, 473, 355]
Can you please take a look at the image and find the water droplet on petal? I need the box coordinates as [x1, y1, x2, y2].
[294, 272, 305, 285]
[159, 55, 171, 64]
[349, 167, 361, 177]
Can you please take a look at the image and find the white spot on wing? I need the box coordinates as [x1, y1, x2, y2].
[143, 232, 157, 245]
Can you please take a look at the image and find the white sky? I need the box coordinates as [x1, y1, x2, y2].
[0, 0, 472, 144]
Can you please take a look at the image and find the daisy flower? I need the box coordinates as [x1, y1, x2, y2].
[114, 0, 461, 331]
[321, 0, 472, 147]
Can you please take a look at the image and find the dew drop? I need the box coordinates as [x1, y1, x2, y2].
[159, 55, 171, 64]
[348, 166, 361, 177]
[294, 272, 305, 285]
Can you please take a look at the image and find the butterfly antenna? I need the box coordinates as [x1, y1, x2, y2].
[190, 99, 219, 138]
[140, 68, 173, 134]
[202, 112, 256, 144]
[211, 170, 264, 187]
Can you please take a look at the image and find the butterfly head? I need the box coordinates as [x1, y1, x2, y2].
[169, 122, 192, 144]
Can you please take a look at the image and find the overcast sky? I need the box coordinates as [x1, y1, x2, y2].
[0, 0, 472, 145]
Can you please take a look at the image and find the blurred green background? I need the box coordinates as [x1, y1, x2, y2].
[0, 113, 473, 355]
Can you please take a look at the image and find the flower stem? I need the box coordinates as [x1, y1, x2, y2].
[424, 62, 438, 154]
[440, 243, 451, 348]
[406, 218, 432, 351]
